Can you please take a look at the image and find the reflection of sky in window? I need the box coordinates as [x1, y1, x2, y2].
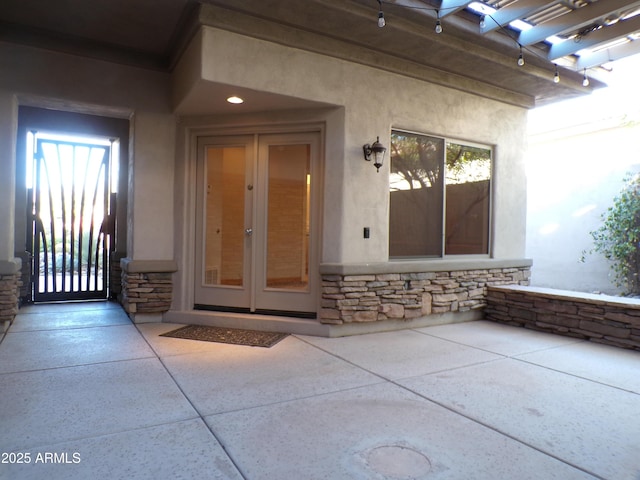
[389, 172, 427, 191]
[445, 158, 491, 185]
[390, 153, 490, 190]
[390, 131, 491, 190]
[389, 135, 441, 191]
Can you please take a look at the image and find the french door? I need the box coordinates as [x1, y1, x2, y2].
[194, 132, 320, 316]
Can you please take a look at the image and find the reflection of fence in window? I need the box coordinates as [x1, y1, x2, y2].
[389, 132, 444, 257]
[445, 143, 491, 255]
[389, 130, 491, 257]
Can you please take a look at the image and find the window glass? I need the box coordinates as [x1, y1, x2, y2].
[445, 142, 491, 254]
[389, 132, 443, 257]
[389, 131, 491, 257]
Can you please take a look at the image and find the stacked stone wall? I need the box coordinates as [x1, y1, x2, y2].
[110, 252, 124, 301]
[16, 252, 31, 303]
[121, 272, 173, 314]
[0, 270, 21, 332]
[486, 286, 640, 350]
[320, 266, 530, 324]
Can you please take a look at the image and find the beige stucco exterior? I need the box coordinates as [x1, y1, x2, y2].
[0, 14, 531, 334]
[174, 27, 528, 263]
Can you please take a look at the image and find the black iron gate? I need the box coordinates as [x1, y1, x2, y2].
[28, 136, 114, 302]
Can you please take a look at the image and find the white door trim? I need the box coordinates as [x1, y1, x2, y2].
[186, 124, 324, 317]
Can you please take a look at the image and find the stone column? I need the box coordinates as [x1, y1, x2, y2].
[120, 259, 178, 323]
[0, 259, 22, 334]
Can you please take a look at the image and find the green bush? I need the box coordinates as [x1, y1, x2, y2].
[585, 173, 640, 295]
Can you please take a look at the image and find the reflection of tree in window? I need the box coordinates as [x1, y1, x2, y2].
[446, 143, 491, 183]
[389, 132, 444, 257]
[390, 133, 443, 190]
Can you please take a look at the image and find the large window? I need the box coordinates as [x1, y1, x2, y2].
[389, 130, 491, 258]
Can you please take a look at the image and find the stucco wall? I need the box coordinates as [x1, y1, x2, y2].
[526, 57, 640, 296]
[527, 113, 640, 295]
[181, 27, 529, 265]
[0, 91, 18, 262]
[0, 23, 530, 325]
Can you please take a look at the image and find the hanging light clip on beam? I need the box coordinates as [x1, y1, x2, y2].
[517, 45, 525, 66]
[363, 136, 387, 172]
[377, 0, 385, 27]
[374, 2, 565, 84]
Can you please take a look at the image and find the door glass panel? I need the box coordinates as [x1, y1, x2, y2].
[266, 144, 310, 291]
[204, 146, 246, 286]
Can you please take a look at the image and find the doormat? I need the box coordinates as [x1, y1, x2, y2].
[160, 325, 289, 348]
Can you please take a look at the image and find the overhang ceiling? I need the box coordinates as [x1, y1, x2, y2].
[1, 0, 637, 107]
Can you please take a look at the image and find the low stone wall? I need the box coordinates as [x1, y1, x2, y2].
[0, 259, 22, 333]
[120, 259, 178, 322]
[486, 285, 640, 350]
[320, 261, 531, 325]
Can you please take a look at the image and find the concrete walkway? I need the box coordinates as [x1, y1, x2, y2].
[1, 302, 639, 480]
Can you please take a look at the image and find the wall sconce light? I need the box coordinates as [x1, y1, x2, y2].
[363, 136, 387, 172]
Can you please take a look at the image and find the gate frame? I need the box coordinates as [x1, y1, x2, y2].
[14, 106, 129, 304]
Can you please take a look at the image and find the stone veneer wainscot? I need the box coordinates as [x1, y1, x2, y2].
[319, 259, 532, 325]
[0, 259, 22, 334]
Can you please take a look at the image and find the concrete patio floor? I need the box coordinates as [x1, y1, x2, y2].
[1, 302, 639, 480]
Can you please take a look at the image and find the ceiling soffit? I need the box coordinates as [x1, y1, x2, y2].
[0, 0, 617, 107]
[195, 0, 601, 107]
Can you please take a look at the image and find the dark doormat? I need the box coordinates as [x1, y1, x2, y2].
[160, 325, 289, 348]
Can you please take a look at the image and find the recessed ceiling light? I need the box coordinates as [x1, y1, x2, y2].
[226, 96, 244, 104]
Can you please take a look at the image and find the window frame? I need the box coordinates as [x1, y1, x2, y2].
[388, 129, 494, 260]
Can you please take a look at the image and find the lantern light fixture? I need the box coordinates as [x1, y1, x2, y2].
[363, 136, 387, 172]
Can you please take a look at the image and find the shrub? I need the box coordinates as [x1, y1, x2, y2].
[586, 172, 640, 295]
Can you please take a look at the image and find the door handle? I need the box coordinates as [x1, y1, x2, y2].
[245, 228, 253, 236]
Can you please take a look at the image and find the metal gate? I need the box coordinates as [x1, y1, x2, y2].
[28, 135, 114, 302]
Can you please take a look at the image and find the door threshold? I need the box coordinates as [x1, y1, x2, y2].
[194, 304, 316, 319]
